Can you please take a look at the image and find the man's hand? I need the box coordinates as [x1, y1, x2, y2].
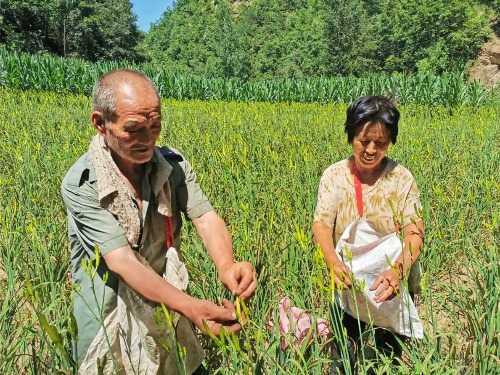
[218, 261, 257, 300]
[369, 268, 400, 303]
[183, 297, 241, 336]
[103, 246, 241, 336]
[330, 260, 352, 290]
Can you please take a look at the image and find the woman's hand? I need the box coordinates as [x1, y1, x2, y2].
[369, 221, 424, 304]
[312, 221, 352, 289]
[330, 260, 352, 290]
[369, 268, 400, 303]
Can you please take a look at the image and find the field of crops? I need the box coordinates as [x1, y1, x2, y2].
[1, 48, 497, 106]
[0, 88, 498, 374]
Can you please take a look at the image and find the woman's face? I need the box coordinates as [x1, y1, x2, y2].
[351, 122, 391, 174]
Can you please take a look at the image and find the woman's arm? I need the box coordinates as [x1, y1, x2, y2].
[312, 221, 352, 289]
[397, 220, 424, 276]
[370, 220, 424, 303]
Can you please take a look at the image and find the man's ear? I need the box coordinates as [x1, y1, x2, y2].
[91, 111, 106, 135]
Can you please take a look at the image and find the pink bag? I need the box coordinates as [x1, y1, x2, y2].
[268, 297, 330, 349]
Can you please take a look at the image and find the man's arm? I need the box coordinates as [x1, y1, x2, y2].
[174, 155, 256, 300]
[62, 161, 239, 336]
[193, 211, 256, 300]
[103, 245, 240, 335]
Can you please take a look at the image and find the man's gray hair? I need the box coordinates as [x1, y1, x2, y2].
[92, 69, 160, 121]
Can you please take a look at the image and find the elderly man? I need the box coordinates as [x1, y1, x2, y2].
[61, 69, 256, 373]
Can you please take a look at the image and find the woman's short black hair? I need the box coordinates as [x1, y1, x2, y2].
[344, 96, 400, 144]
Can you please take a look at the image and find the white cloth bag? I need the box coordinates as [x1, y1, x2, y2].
[335, 219, 424, 339]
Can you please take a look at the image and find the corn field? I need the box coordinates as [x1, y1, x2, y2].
[0, 87, 498, 374]
[0, 48, 496, 106]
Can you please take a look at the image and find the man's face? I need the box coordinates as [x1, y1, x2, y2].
[98, 82, 161, 165]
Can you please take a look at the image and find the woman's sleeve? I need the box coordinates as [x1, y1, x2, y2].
[401, 175, 423, 228]
[313, 168, 338, 228]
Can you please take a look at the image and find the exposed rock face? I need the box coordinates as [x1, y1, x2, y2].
[489, 43, 500, 65]
[469, 35, 500, 88]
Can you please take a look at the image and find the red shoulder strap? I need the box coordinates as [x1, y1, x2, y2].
[351, 165, 364, 217]
[164, 216, 174, 248]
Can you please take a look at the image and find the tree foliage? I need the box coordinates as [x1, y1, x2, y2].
[0, 0, 495, 75]
[370, 0, 491, 73]
[0, 0, 60, 53]
[234, 0, 332, 78]
[0, 0, 143, 62]
[142, 0, 244, 77]
[143, 0, 492, 78]
[324, 0, 375, 75]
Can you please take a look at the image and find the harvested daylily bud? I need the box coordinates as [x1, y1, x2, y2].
[235, 296, 249, 326]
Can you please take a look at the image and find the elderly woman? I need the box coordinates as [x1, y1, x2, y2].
[312, 96, 424, 361]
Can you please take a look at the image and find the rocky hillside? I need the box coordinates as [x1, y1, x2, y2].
[469, 35, 500, 87]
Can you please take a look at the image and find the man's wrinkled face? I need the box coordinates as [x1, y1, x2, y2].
[100, 82, 161, 165]
[351, 122, 391, 174]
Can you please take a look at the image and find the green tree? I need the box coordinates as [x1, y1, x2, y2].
[140, 0, 493, 78]
[478, 0, 500, 15]
[62, 0, 143, 61]
[0, 0, 60, 53]
[478, 0, 500, 34]
[238, 0, 331, 78]
[142, 0, 246, 78]
[0, 0, 143, 62]
[372, 0, 491, 73]
[324, 0, 376, 75]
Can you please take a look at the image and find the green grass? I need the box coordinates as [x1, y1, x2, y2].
[0, 88, 498, 373]
[0, 48, 496, 106]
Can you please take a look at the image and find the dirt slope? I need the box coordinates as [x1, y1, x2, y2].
[469, 34, 500, 87]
